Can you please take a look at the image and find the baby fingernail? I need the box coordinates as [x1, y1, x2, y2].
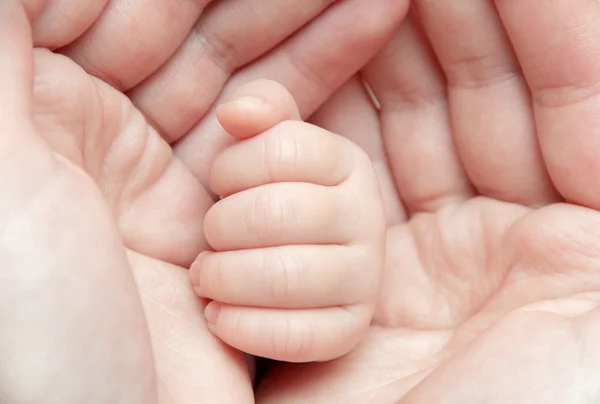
[221, 95, 258, 108]
[204, 301, 221, 325]
[189, 253, 208, 287]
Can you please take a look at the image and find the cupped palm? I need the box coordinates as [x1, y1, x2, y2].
[258, 2, 600, 402]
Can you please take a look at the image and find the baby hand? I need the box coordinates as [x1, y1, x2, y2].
[190, 80, 386, 363]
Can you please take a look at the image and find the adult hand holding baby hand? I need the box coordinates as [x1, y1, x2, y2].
[1, 0, 409, 402]
[28, 0, 409, 188]
[258, 1, 600, 402]
[28, 0, 410, 267]
[14, 0, 600, 402]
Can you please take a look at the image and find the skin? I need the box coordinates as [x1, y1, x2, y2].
[9, 0, 600, 402]
[189, 81, 386, 362]
[1, 0, 406, 402]
[5, 1, 251, 402]
[256, 1, 600, 402]
[29, 0, 409, 179]
[27, 0, 409, 267]
[0, 2, 158, 403]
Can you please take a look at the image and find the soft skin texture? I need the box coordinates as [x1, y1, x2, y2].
[256, 1, 600, 403]
[0, 2, 157, 402]
[13, 0, 600, 402]
[28, 0, 410, 267]
[189, 81, 386, 362]
[29, 0, 409, 185]
[10, 0, 409, 402]
[2, 2, 253, 402]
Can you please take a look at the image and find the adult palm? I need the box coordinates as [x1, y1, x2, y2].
[2, 1, 260, 402]
[257, 1, 600, 402]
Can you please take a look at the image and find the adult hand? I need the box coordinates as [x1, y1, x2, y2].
[257, 1, 600, 402]
[29, 0, 409, 191]
[2, 2, 252, 402]
[23, 0, 409, 401]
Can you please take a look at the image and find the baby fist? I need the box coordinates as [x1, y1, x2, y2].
[190, 80, 386, 362]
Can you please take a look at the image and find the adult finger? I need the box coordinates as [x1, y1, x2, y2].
[0, 0, 48, 162]
[174, 0, 409, 190]
[32, 0, 108, 48]
[0, 0, 32, 124]
[363, 15, 473, 214]
[60, 0, 213, 90]
[129, 0, 336, 141]
[309, 76, 408, 224]
[415, 0, 558, 205]
[496, 0, 600, 209]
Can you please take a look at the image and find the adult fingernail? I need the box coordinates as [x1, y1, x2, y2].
[204, 301, 221, 326]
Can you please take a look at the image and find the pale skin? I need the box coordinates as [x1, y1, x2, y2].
[258, 1, 600, 402]
[27, 0, 409, 204]
[190, 80, 386, 362]
[2, 0, 405, 402]
[5, 0, 600, 403]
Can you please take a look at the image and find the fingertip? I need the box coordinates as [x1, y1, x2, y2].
[189, 251, 208, 288]
[202, 207, 218, 251]
[203, 204, 234, 252]
[204, 300, 222, 327]
[216, 96, 282, 140]
[216, 79, 301, 140]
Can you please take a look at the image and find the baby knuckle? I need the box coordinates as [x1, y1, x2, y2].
[246, 190, 295, 242]
[271, 317, 313, 360]
[200, 253, 226, 297]
[230, 311, 245, 345]
[261, 250, 301, 302]
[294, 323, 315, 360]
[263, 127, 301, 181]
